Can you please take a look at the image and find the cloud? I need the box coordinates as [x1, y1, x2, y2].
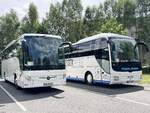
[81, 0, 104, 9]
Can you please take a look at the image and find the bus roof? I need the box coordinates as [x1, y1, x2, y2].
[22, 33, 62, 39]
[75, 33, 133, 44]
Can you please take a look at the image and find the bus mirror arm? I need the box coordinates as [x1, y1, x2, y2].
[134, 42, 149, 52]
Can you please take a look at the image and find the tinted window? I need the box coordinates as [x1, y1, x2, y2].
[95, 38, 107, 49]
[2, 43, 19, 60]
[110, 37, 141, 72]
[78, 41, 92, 51]
[23, 36, 64, 70]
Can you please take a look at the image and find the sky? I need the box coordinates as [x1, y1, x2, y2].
[0, 0, 104, 21]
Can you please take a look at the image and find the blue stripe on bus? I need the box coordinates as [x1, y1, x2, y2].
[66, 77, 110, 84]
[66, 77, 84, 82]
[93, 80, 110, 84]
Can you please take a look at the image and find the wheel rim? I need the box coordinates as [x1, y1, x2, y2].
[87, 74, 93, 84]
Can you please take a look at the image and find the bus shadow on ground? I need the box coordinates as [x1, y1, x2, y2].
[0, 81, 64, 105]
[66, 79, 144, 95]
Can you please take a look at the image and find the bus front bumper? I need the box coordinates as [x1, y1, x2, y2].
[110, 75, 141, 84]
[18, 77, 66, 88]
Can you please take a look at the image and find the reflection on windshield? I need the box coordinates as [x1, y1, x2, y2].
[23, 36, 64, 70]
[111, 38, 139, 62]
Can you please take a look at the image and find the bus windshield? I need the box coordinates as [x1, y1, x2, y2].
[23, 36, 65, 70]
[110, 38, 139, 63]
[110, 37, 141, 72]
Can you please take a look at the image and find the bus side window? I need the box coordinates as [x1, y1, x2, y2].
[102, 48, 109, 60]
[72, 45, 78, 52]
[96, 38, 110, 74]
[16, 44, 23, 69]
[101, 47, 110, 74]
[100, 38, 107, 49]
[91, 40, 95, 50]
[95, 38, 107, 50]
[78, 41, 91, 52]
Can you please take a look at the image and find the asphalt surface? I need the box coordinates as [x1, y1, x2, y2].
[0, 80, 150, 113]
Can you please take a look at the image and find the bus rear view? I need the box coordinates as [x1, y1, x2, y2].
[1, 34, 65, 88]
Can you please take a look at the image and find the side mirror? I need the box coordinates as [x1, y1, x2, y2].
[134, 42, 149, 52]
[60, 41, 73, 52]
[22, 40, 28, 51]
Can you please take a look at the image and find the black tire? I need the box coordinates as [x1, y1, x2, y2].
[4, 73, 8, 83]
[4, 79, 8, 83]
[85, 72, 93, 85]
[4, 75, 7, 83]
[14, 78, 21, 90]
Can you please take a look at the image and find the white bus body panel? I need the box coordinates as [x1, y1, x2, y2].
[2, 57, 65, 88]
[66, 55, 141, 84]
[18, 70, 65, 88]
[2, 57, 20, 83]
[110, 70, 142, 84]
[66, 55, 111, 84]
[65, 56, 141, 85]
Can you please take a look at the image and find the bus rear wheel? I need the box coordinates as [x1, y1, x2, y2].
[85, 72, 93, 85]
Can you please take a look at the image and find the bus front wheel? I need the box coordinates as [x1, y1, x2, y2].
[4, 75, 7, 83]
[14, 75, 21, 90]
[4, 72, 8, 83]
[85, 72, 93, 85]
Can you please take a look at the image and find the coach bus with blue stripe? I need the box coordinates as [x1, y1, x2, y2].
[64, 33, 148, 85]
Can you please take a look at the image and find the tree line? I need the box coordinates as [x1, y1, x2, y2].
[0, 0, 150, 65]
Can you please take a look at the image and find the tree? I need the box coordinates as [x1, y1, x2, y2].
[0, 9, 20, 50]
[103, 0, 112, 19]
[94, 3, 105, 32]
[65, 0, 83, 42]
[83, 6, 97, 37]
[42, 3, 64, 38]
[43, 0, 83, 42]
[20, 16, 30, 33]
[100, 18, 127, 35]
[136, 0, 150, 65]
[115, 0, 136, 29]
[136, 0, 150, 41]
[21, 3, 39, 33]
[0, 10, 20, 76]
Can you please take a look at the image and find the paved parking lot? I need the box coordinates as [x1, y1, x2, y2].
[0, 80, 150, 113]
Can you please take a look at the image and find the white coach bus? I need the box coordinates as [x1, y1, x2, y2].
[1, 34, 65, 89]
[64, 33, 148, 85]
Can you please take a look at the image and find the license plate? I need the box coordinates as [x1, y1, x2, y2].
[128, 76, 133, 79]
[43, 83, 53, 86]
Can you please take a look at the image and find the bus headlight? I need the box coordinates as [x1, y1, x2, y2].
[25, 75, 32, 81]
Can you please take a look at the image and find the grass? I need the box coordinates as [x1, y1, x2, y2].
[140, 74, 150, 84]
